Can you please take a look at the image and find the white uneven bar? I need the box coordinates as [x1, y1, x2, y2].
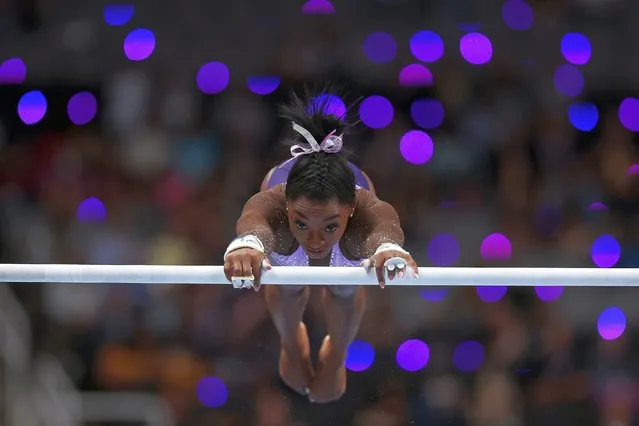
[0, 264, 638, 286]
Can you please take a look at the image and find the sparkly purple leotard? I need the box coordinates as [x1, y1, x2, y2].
[266, 157, 369, 268]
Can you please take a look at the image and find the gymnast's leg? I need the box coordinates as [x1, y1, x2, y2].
[265, 285, 314, 394]
[308, 285, 366, 403]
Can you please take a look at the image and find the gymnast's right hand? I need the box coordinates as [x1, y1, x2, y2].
[223, 248, 272, 291]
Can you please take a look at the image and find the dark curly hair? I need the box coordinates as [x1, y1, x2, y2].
[280, 86, 359, 205]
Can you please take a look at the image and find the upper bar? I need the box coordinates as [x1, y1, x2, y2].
[0, 264, 638, 287]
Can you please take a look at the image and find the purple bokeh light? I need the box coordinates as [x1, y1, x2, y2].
[396, 339, 429, 372]
[246, 76, 280, 95]
[553, 65, 584, 98]
[359, 95, 394, 129]
[453, 341, 485, 372]
[534, 286, 564, 302]
[502, 0, 534, 31]
[591, 234, 621, 268]
[196, 377, 228, 408]
[480, 233, 512, 261]
[410, 98, 445, 129]
[410, 31, 444, 63]
[0, 58, 27, 84]
[568, 102, 598, 131]
[459, 33, 493, 65]
[301, 0, 335, 14]
[618, 98, 639, 132]
[123, 28, 156, 61]
[597, 307, 626, 341]
[18, 90, 47, 125]
[197, 62, 230, 94]
[363, 32, 397, 64]
[476, 286, 508, 303]
[77, 197, 107, 222]
[561, 32, 592, 65]
[399, 131, 434, 165]
[345, 340, 375, 372]
[309, 94, 347, 118]
[588, 202, 608, 212]
[68, 92, 98, 126]
[628, 164, 639, 176]
[419, 288, 449, 302]
[427, 234, 460, 266]
[398, 64, 433, 87]
[104, 4, 134, 26]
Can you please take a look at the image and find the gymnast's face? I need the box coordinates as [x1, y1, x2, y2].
[286, 196, 354, 259]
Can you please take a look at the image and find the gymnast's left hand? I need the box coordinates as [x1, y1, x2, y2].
[362, 250, 419, 288]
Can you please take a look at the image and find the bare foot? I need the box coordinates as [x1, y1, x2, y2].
[279, 322, 314, 395]
[307, 336, 347, 403]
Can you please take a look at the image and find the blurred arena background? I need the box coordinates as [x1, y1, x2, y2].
[2, 0, 639, 425]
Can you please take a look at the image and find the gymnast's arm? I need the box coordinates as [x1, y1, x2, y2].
[348, 189, 406, 258]
[235, 185, 287, 254]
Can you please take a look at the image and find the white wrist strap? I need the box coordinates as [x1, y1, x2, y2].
[224, 235, 265, 260]
[374, 242, 409, 256]
[361, 243, 415, 278]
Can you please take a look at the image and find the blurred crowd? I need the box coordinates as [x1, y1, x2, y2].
[2, 0, 639, 425]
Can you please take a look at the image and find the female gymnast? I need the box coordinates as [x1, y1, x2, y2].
[223, 91, 419, 403]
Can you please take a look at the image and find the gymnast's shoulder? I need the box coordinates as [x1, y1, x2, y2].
[351, 187, 397, 221]
[242, 183, 287, 217]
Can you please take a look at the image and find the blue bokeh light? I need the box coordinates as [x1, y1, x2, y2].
[345, 340, 375, 372]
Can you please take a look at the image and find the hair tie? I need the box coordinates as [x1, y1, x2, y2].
[287, 122, 343, 161]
